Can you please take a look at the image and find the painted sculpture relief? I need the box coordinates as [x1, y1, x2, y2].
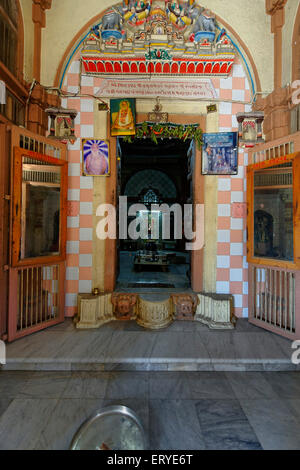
[82, 139, 110, 176]
[81, 0, 236, 78]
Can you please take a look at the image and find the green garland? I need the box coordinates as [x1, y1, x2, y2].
[123, 122, 203, 149]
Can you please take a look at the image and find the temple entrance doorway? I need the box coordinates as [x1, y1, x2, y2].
[104, 113, 205, 293]
[116, 138, 192, 291]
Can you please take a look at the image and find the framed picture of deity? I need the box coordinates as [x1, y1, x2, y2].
[202, 132, 238, 175]
[82, 139, 110, 176]
[110, 98, 136, 137]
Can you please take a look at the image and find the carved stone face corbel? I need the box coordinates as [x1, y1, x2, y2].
[111, 293, 138, 320]
[171, 294, 199, 321]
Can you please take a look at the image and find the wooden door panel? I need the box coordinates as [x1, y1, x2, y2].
[7, 126, 67, 342]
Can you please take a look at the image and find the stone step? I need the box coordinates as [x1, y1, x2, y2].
[2, 358, 298, 372]
[2, 319, 298, 372]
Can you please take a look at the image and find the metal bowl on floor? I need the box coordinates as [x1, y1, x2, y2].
[70, 405, 147, 450]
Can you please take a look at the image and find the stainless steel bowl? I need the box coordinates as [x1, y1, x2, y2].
[70, 405, 147, 450]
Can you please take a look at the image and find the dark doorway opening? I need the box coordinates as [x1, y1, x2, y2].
[117, 138, 192, 291]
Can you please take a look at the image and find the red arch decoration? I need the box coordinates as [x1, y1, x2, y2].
[171, 63, 178, 74]
[163, 63, 170, 74]
[131, 62, 138, 73]
[180, 63, 187, 74]
[114, 62, 121, 73]
[88, 61, 97, 73]
[97, 61, 105, 73]
[139, 62, 146, 73]
[188, 63, 195, 74]
[155, 63, 162, 74]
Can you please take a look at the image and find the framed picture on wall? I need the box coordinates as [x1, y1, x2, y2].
[202, 132, 238, 175]
[82, 139, 110, 176]
[110, 98, 136, 137]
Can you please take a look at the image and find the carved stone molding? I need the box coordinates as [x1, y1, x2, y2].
[76, 291, 236, 330]
[76, 293, 114, 329]
[195, 293, 235, 329]
[253, 87, 289, 141]
[266, 0, 287, 16]
[171, 294, 199, 321]
[26, 83, 61, 136]
[136, 296, 173, 330]
[32, 0, 52, 27]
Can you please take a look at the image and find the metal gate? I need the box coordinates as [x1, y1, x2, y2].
[7, 127, 67, 342]
[247, 133, 300, 339]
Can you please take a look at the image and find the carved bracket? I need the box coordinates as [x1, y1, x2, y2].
[171, 294, 199, 320]
[111, 293, 138, 320]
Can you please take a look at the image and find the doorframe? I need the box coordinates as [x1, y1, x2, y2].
[104, 112, 206, 293]
[0, 124, 10, 339]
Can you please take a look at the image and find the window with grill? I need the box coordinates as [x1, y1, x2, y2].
[12, 148, 68, 268]
[0, 0, 18, 74]
[247, 153, 300, 268]
[0, 87, 25, 125]
[253, 164, 294, 262]
[0, 1, 25, 125]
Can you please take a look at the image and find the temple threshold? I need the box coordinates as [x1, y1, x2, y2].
[2, 319, 297, 373]
[76, 292, 235, 330]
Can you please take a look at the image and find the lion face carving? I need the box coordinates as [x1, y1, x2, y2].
[171, 294, 199, 320]
[111, 293, 137, 320]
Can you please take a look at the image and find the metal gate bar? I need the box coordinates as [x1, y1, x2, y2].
[249, 264, 300, 339]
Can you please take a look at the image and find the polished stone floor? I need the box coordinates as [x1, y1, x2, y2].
[1, 370, 300, 449]
[3, 319, 299, 372]
[1, 319, 300, 450]
[117, 250, 190, 290]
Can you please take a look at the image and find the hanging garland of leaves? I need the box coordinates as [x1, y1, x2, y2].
[123, 122, 203, 149]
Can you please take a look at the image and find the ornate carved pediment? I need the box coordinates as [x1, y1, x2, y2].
[81, 1, 236, 78]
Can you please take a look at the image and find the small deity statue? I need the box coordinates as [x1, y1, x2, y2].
[126, 0, 151, 24]
[135, 0, 146, 12]
[170, 1, 184, 17]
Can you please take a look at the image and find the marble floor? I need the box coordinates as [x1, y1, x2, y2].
[117, 250, 191, 290]
[1, 370, 300, 449]
[3, 319, 299, 372]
